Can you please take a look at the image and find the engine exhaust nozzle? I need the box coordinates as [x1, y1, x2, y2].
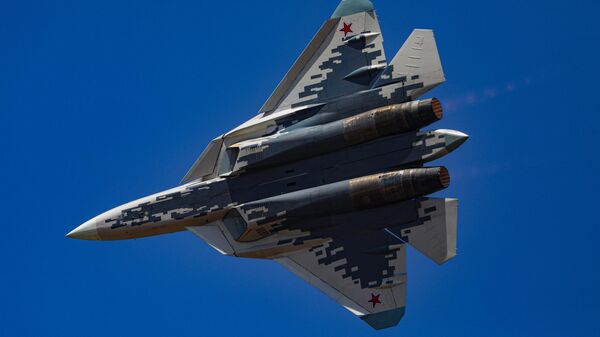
[349, 167, 450, 209]
[343, 98, 443, 143]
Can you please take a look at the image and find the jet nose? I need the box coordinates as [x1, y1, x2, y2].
[66, 218, 101, 240]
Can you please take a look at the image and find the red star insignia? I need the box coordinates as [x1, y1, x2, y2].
[368, 293, 382, 308]
[340, 22, 353, 37]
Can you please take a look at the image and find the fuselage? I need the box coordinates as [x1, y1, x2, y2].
[69, 178, 231, 240]
[65, 2, 468, 329]
[67, 82, 466, 242]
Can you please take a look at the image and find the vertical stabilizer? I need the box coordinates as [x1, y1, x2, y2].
[374, 29, 445, 99]
[388, 198, 457, 265]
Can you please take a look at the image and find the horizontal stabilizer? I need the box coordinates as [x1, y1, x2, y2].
[388, 198, 457, 265]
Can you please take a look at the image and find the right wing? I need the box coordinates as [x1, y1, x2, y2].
[187, 221, 409, 330]
[274, 198, 457, 330]
[186, 198, 458, 330]
[259, 0, 387, 115]
[276, 230, 408, 330]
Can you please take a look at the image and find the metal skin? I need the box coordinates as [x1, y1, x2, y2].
[231, 98, 442, 172]
[67, 0, 468, 331]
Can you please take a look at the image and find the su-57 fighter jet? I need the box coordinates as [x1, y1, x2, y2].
[67, 0, 468, 330]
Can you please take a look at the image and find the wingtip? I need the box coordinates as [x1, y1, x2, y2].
[331, 0, 375, 19]
[361, 307, 406, 330]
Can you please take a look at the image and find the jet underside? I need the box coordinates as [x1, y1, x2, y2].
[68, 0, 467, 331]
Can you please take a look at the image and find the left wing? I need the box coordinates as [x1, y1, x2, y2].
[260, 0, 387, 115]
[276, 229, 407, 330]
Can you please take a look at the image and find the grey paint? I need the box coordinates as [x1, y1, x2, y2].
[331, 0, 375, 19]
[67, 0, 467, 330]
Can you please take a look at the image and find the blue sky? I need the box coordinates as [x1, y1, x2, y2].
[1, 0, 599, 336]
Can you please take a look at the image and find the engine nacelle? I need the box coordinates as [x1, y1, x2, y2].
[224, 167, 450, 242]
[347, 166, 449, 209]
[342, 98, 442, 144]
[227, 99, 443, 174]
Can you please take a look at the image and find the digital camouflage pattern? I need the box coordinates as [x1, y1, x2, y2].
[68, 0, 467, 330]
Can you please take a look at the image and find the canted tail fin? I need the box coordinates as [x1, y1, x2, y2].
[373, 29, 445, 99]
[388, 198, 457, 265]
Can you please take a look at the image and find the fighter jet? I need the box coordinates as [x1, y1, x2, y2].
[67, 0, 468, 330]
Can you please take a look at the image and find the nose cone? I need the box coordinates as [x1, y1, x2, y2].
[66, 218, 101, 240]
